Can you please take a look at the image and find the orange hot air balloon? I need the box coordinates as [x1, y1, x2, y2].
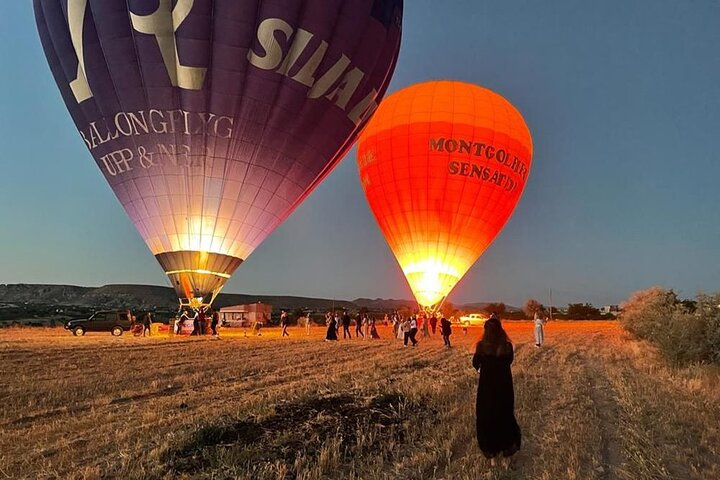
[357, 81, 533, 313]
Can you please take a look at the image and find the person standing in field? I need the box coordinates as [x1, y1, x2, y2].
[440, 315, 452, 348]
[325, 313, 338, 341]
[341, 310, 352, 339]
[401, 317, 411, 346]
[407, 315, 419, 347]
[142, 311, 153, 337]
[177, 310, 189, 334]
[211, 309, 220, 337]
[198, 308, 208, 336]
[355, 312, 364, 338]
[472, 316, 521, 463]
[190, 310, 201, 336]
[130, 312, 143, 336]
[429, 314, 438, 335]
[421, 313, 430, 338]
[280, 310, 290, 337]
[205, 307, 213, 334]
[305, 313, 312, 335]
[370, 317, 381, 339]
[127, 310, 135, 330]
[534, 312, 545, 348]
[363, 314, 371, 340]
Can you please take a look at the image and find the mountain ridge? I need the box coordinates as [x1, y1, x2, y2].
[0, 283, 514, 312]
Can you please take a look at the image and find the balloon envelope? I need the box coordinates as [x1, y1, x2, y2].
[34, 0, 403, 308]
[358, 81, 532, 312]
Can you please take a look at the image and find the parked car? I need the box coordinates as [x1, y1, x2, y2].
[65, 310, 133, 336]
[458, 313, 488, 326]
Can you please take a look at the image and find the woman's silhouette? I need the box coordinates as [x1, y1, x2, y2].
[472, 315, 521, 461]
[325, 314, 338, 341]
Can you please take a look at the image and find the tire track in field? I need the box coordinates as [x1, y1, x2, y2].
[580, 348, 626, 480]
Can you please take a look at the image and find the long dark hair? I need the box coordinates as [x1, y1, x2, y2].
[476, 317, 512, 356]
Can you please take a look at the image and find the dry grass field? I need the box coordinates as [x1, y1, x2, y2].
[1, 321, 719, 480]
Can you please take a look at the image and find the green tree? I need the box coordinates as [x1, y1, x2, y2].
[567, 303, 602, 319]
[440, 301, 457, 318]
[620, 287, 720, 364]
[483, 303, 506, 316]
[523, 299, 544, 318]
[292, 308, 305, 324]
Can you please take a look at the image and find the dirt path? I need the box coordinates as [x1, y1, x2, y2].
[0, 322, 718, 480]
[583, 346, 626, 479]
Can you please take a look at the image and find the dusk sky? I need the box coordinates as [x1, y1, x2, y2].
[2, 0, 720, 308]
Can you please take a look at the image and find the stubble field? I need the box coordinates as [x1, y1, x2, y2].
[1, 321, 718, 480]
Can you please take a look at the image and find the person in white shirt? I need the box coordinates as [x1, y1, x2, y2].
[534, 312, 545, 348]
[406, 316, 419, 347]
[305, 313, 312, 335]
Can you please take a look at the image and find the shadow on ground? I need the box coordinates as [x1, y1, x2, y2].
[165, 392, 428, 476]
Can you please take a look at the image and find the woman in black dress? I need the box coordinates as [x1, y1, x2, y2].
[325, 314, 338, 341]
[472, 316, 521, 460]
[370, 317, 381, 339]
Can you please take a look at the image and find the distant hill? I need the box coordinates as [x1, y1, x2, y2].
[215, 294, 356, 312]
[0, 283, 354, 312]
[0, 284, 93, 304]
[352, 298, 417, 310]
[0, 283, 513, 313]
[0, 283, 176, 309]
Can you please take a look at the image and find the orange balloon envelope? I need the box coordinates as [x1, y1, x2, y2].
[358, 81, 533, 312]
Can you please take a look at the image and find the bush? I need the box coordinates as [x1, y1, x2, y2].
[620, 287, 720, 365]
[695, 293, 720, 364]
[567, 303, 604, 320]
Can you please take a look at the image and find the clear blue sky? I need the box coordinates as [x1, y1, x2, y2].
[2, 0, 720, 307]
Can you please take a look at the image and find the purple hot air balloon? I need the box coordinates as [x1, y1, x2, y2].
[34, 0, 403, 309]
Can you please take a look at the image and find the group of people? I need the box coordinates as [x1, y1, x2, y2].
[320, 311, 454, 348]
[390, 313, 454, 348]
[324, 310, 381, 341]
[128, 311, 154, 336]
[175, 307, 221, 337]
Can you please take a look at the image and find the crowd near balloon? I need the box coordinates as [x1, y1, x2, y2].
[33, 0, 530, 463]
[319, 309, 454, 346]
